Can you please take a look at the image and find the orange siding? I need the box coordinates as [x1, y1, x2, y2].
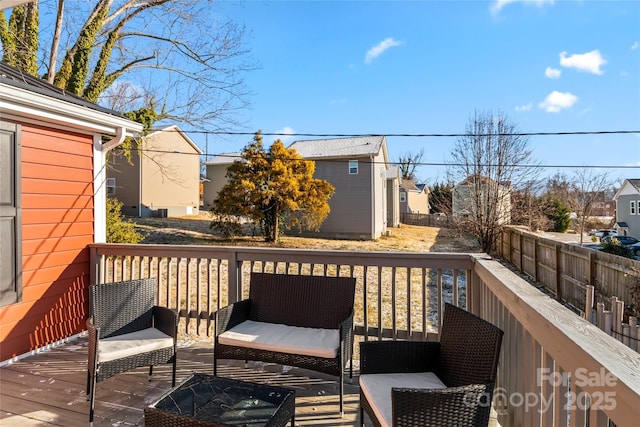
[22, 178, 93, 196]
[22, 222, 94, 240]
[0, 122, 94, 361]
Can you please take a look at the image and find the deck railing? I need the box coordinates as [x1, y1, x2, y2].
[89, 243, 640, 426]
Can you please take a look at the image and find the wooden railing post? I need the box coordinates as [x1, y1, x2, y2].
[519, 229, 524, 271]
[532, 235, 538, 282]
[555, 244, 563, 301]
[585, 285, 594, 321]
[227, 250, 240, 304]
[589, 251, 597, 295]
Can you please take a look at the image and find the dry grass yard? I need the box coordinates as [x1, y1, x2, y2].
[133, 214, 481, 254]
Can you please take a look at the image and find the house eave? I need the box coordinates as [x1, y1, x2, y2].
[0, 83, 142, 137]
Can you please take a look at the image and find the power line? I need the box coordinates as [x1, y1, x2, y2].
[131, 147, 640, 170]
[155, 129, 640, 138]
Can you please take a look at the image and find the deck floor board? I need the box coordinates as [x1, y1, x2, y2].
[1, 337, 366, 426]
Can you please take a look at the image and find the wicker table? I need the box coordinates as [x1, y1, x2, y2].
[144, 374, 295, 427]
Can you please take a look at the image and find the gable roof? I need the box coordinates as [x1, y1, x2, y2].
[400, 179, 421, 192]
[457, 175, 511, 188]
[386, 165, 400, 180]
[627, 179, 640, 192]
[205, 152, 243, 165]
[613, 178, 640, 200]
[289, 136, 386, 159]
[146, 124, 203, 154]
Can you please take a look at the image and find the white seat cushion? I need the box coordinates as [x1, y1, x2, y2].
[98, 327, 174, 363]
[218, 320, 339, 359]
[359, 372, 447, 427]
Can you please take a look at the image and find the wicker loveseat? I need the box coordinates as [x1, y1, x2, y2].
[359, 303, 504, 427]
[214, 272, 356, 414]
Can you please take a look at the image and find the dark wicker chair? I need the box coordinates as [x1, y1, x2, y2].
[87, 278, 178, 425]
[214, 272, 356, 414]
[359, 303, 504, 427]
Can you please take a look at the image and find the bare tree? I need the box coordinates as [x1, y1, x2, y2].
[2, 1, 255, 130]
[447, 110, 539, 253]
[572, 169, 611, 244]
[511, 178, 548, 231]
[398, 148, 424, 181]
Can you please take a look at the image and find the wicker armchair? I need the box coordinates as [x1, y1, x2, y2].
[87, 278, 178, 425]
[359, 303, 504, 427]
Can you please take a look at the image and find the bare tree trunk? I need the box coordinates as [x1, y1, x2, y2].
[47, 0, 64, 83]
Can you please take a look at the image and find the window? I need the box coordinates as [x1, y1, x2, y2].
[106, 177, 116, 195]
[400, 192, 407, 203]
[348, 160, 358, 175]
[632, 200, 637, 215]
[1, 122, 21, 306]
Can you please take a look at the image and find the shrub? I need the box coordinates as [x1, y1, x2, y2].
[106, 197, 143, 243]
[599, 239, 635, 259]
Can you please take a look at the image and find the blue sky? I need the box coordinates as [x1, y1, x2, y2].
[196, 0, 640, 186]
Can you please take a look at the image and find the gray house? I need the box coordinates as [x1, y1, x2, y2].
[202, 153, 242, 209]
[613, 178, 640, 238]
[289, 136, 392, 239]
[386, 166, 401, 228]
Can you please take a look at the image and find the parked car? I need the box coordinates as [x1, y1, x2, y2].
[601, 235, 639, 246]
[630, 242, 640, 257]
[588, 229, 617, 239]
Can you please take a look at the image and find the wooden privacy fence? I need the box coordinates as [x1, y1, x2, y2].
[400, 213, 454, 228]
[499, 227, 640, 353]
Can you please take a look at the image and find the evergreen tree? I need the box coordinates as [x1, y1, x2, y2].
[210, 132, 335, 242]
[429, 181, 453, 214]
[547, 199, 571, 232]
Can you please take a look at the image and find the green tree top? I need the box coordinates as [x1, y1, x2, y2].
[211, 132, 335, 242]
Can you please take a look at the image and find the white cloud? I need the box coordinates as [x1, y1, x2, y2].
[545, 67, 561, 79]
[270, 126, 296, 145]
[515, 103, 532, 112]
[538, 91, 578, 113]
[631, 41, 639, 50]
[365, 38, 402, 64]
[559, 50, 607, 75]
[491, 0, 554, 15]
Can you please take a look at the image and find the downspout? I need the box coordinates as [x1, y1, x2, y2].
[139, 148, 142, 218]
[93, 126, 127, 245]
[101, 126, 126, 153]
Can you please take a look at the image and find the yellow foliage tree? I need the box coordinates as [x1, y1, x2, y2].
[211, 132, 334, 242]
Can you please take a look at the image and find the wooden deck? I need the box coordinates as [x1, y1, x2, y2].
[0, 336, 365, 426]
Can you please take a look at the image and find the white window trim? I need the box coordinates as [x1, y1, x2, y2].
[106, 177, 116, 195]
[631, 200, 637, 215]
[349, 160, 358, 175]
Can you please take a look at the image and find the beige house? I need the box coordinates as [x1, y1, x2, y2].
[399, 179, 430, 214]
[452, 175, 511, 224]
[108, 125, 202, 217]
